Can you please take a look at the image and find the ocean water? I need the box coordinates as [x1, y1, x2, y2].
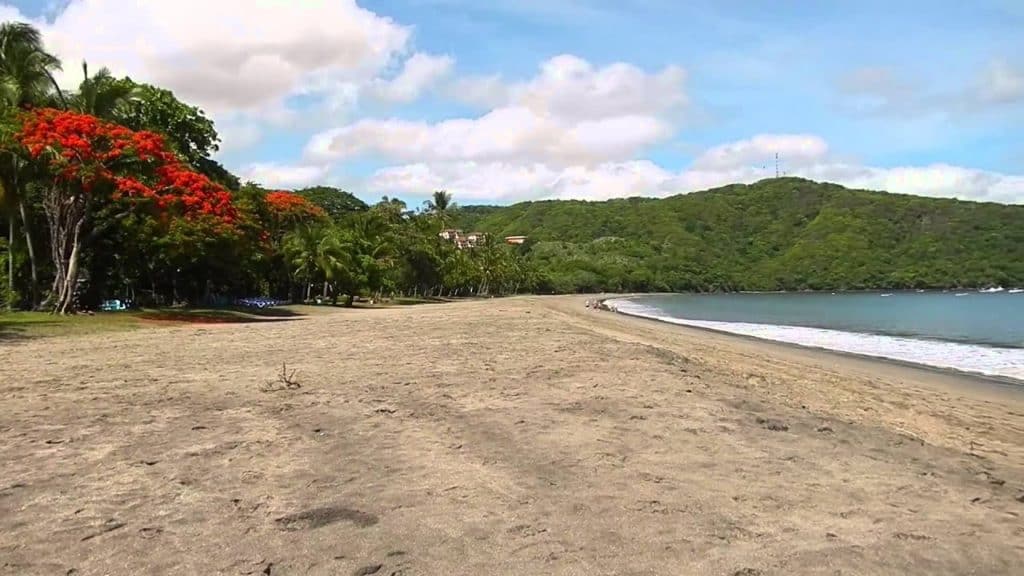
[606, 292, 1024, 382]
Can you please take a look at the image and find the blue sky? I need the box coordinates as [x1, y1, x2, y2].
[4, 0, 1023, 204]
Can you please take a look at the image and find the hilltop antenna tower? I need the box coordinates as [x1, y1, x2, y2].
[775, 152, 779, 178]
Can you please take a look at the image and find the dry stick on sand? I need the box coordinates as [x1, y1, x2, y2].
[260, 362, 302, 392]
[278, 362, 300, 389]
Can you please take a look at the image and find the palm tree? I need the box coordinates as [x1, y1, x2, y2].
[346, 213, 395, 302]
[70, 61, 138, 119]
[283, 225, 321, 302]
[0, 22, 64, 308]
[423, 189, 455, 227]
[283, 224, 358, 304]
[0, 23, 65, 108]
[314, 228, 353, 305]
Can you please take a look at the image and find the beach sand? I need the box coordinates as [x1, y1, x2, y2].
[1, 296, 1022, 575]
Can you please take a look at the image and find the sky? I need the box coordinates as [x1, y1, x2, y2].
[2, 0, 1023, 206]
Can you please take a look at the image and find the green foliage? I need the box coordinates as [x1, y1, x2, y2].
[194, 157, 241, 191]
[294, 186, 368, 220]
[0, 309, 141, 338]
[109, 79, 221, 170]
[66, 60, 239, 193]
[454, 178, 1024, 293]
[69, 61, 137, 119]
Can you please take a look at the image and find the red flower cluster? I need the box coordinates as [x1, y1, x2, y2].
[155, 164, 236, 224]
[15, 108, 237, 229]
[265, 191, 325, 221]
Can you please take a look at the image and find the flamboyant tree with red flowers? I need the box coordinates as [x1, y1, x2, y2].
[265, 191, 325, 225]
[13, 108, 239, 313]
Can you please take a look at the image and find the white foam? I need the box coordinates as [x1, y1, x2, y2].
[606, 298, 1024, 382]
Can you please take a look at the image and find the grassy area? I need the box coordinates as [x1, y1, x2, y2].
[0, 310, 144, 340]
[0, 299, 456, 340]
[0, 306, 309, 340]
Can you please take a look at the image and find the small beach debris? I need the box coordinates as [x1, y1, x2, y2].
[260, 363, 301, 392]
[80, 518, 125, 541]
[275, 505, 378, 531]
[894, 532, 931, 541]
[756, 417, 789, 431]
[277, 362, 300, 389]
[352, 564, 383, 576]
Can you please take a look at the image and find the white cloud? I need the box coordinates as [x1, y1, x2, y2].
[16, 0, 458, 163]
[364, 160, 764, 202]
[361, 134, 1024, 204]
[520, 55, 686, 120]
[803, 163, 1024, 204]
[307, 54, 686, 167]
[451, 54, 687, 119]
[237, 162, 329, 190]
[370, 52, 453, 103]
[35, 0, 410, 115]
[369, 162, 558, 201]
[692, 134, 829, 170]
[308, 108, 671, 166]
[0, 4, 23, 22]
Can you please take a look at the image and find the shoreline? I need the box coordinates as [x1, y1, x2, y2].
[595, 295, 1024, 392]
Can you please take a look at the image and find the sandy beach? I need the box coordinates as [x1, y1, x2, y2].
[2, 296, 1022, 575]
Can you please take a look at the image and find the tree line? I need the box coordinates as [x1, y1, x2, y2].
[455, 178, 1024, 293]
[0, 21, 531, 312]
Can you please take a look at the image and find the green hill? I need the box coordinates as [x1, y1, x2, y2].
[453, 178, 1024, 293]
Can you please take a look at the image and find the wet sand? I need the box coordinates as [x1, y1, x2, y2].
[1, 296, 1022, 575]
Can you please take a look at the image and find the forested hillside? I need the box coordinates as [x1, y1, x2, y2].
[454, 178, 1024, 293]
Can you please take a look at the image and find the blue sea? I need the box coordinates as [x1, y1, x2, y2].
[606, 291, 1024, 382]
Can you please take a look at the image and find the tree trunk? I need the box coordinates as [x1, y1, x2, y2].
[43, 185, 89, 314]
[57, 221, 84, 314]
[148, 264, 157, 306]
[18, 200, 38, 309]
[345, 293, 354, 307]
[6, 213, 13, 310]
